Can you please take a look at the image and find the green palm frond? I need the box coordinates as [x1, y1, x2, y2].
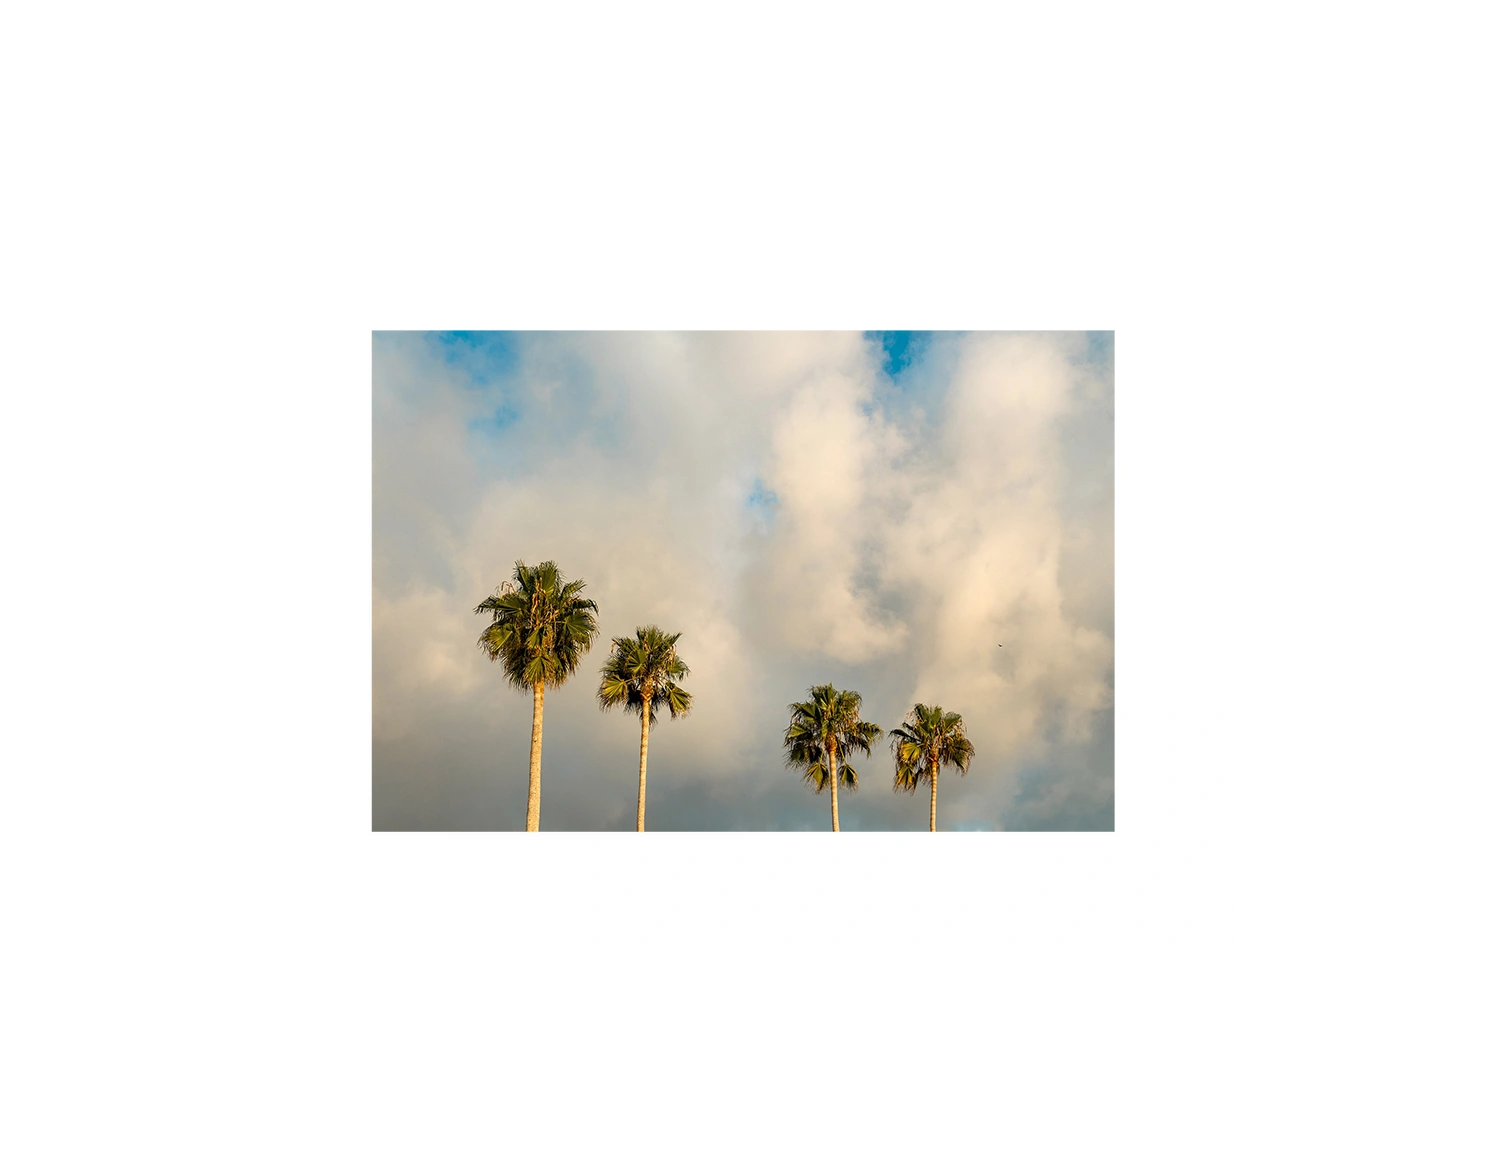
[783, 683, 882, 793]
[888, 703, 976, 791]
[597, 624, 694, 725]
[473, 559, 599, 692]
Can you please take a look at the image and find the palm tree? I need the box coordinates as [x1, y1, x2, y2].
[474, 560, 599, 831]
[783, 684, 882, 832]
[888, 704, 975, 831]
[597, 626, 693, 832]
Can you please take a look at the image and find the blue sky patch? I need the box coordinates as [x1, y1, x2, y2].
[432, 330, 520, 385]
[869, 330, 934, 382]
[746, 477, 778, 519]
[465, 401, 521, 435]
[1085, 330, 1113, 367]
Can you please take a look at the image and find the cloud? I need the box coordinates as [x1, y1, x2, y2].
[373, 331, 1113, 830]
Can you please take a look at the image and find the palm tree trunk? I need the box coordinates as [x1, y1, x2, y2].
[930, 759, 938, 832]
[829, 744, 840, 832]
[637, 702, 650, 832]
[526, 681, 544, 831]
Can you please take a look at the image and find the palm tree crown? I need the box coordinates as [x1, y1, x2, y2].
[889, 703, 975, 831]
[784, 684, 881, 831]
[597, 626, 693, 724]
[474, 560, 599, 690]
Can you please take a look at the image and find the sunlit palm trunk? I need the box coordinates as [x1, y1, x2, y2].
[637, 702, 650, 832]
[526, 681, 544, 831]
[930, 759, 939, 832]
[828, 743, 840, 832]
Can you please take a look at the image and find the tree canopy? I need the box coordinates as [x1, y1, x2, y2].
[889, 703, 975, 789]
[783, 683, 882, 793]
[598, 625, 693, 724]
[474, 560, 599, 691]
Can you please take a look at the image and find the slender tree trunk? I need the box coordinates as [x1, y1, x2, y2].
[637, 701, 650, 832]
[930, 758, 938, 832]
[829, 743, 840, 832]
[526, 681, 544, 832]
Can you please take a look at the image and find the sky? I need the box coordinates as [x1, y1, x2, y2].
[373, 331, 1113, 830]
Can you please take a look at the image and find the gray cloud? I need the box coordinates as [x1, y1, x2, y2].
[374, 331, 1113, 830]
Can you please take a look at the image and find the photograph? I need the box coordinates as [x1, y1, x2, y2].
[374, 330, 1114, 830]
